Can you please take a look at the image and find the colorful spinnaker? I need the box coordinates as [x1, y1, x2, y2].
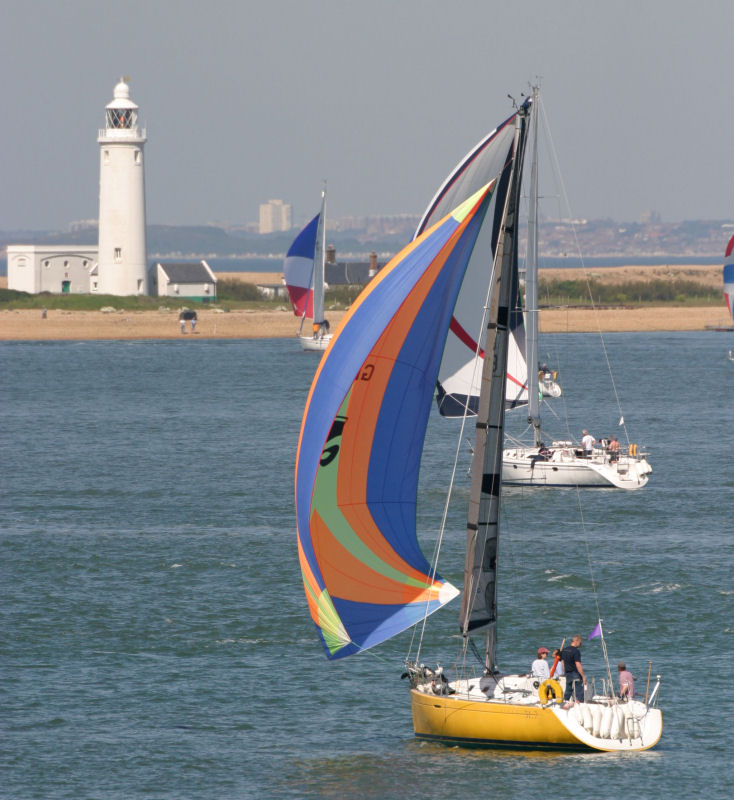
[295, 184, 498, 659]
[724, 235, 734, 322]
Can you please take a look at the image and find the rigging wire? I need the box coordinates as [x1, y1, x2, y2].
[537, 92, 616, 686]
[523, 92, 616, 687]
[410, 195, 500, 668]
[573, 483, 615, 693]
[537, 95, 632, 446]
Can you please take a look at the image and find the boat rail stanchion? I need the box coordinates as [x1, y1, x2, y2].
[644, 660, 652, 703]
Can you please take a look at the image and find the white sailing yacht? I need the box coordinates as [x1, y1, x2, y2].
[283, 186, 332, 351]
[419, 87, 651, 489]
[501, 90, 651, 489]
[295, 92, 662, 751]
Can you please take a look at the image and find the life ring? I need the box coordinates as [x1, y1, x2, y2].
[538, 678, 563, 704]
[629, 443, 637, 456]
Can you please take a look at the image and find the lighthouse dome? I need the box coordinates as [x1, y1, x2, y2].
[107, 79, 138, 110]
[113, 80, 130, 100]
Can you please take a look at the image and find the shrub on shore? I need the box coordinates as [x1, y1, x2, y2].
[537, 277, 720, 307]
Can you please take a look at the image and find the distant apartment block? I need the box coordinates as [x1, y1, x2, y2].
[259, 199, 292, 233]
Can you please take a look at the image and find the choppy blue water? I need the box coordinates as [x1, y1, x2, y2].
[2, 332, 732, 799]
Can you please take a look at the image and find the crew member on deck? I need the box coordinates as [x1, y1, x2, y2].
[561, 635, 587, 703]
[581, 430, 596, 457]
[618, 661, 635, 699]
[531, 646, 550, 680]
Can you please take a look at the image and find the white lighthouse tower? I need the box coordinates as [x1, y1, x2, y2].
[97, 79, 148, 295]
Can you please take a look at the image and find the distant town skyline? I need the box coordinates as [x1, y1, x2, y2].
[2, 1, 733, 231]
[3, 217, 729, 262]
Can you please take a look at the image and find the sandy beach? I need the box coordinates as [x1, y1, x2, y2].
[1, 266, 730, 341]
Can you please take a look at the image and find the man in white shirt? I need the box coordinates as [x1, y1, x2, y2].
[531, 646, 550, 680]
[581, 429, 596, 457]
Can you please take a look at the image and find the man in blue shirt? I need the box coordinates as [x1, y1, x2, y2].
[561, 635, 587, 702]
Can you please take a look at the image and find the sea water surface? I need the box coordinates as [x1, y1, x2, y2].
[2, 332, 732, 799]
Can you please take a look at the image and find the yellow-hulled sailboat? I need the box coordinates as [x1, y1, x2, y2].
[295, 89, 662, 751]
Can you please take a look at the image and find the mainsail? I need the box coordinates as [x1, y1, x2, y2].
[459, 101, 529, 667]
[414, 108, 529, 416]
[295, 184, 499, 660]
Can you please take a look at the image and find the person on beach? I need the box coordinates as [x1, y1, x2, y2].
[581, 430, 595, 457]
[531, 646, 550, 680]
[618, 661, 635, 699]
[561, 635, 586, 703]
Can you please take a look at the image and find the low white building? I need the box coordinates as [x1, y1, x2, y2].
[150, 260, 217, 302]
[7, 245, 99, 294]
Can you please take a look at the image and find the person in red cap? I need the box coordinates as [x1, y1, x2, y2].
[531, 646, 550, 680]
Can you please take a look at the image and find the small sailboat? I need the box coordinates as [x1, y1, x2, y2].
[295, 94, 662, 751]
[283, 186, 332, 351]
[418, 87, 649, 489]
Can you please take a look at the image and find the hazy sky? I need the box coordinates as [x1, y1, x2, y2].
[2, 0, 732, 230]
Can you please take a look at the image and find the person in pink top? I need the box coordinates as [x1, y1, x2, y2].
[618, 661, 635, 699]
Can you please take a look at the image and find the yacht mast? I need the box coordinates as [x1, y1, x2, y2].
[526, 87, 541, 446]
[460, 99, 530, 671]
[312, 184, 327, 329]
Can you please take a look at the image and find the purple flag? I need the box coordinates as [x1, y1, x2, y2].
[588, 622, 602, 640]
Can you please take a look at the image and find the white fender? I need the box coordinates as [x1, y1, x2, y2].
[572, 703, 584, 726]
[591, 705, 602, 737]
[600, 705, 614, 739]
[581, 703, 593, 732]
[610, 705, 623, 739]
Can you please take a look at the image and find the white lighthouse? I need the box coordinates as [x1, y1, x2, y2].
[97, 79, 148, 295]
